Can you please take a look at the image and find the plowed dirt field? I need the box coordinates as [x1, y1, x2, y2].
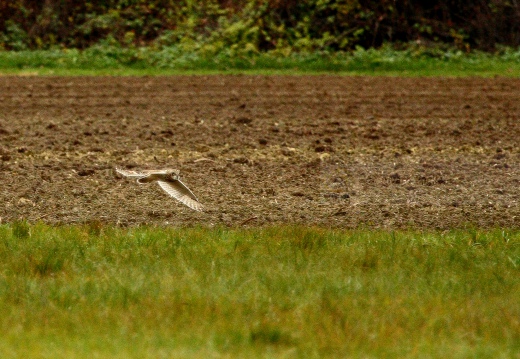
[1, 75, 519, 228]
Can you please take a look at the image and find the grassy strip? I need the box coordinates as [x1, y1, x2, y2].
[0, 45, 520, 76]
[0, 223, 518, 358]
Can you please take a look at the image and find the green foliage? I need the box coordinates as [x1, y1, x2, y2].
[11, 220, 30, 239]
[0, 224, 518, 357]
[0, 20, 29, 51]
[1, 0, 519, 52]
[1, 44, 519, 76]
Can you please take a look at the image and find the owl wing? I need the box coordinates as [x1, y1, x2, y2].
[116, 168, 148, 178]
[157, 180, 204, 212]
[116, 168, 173, 177]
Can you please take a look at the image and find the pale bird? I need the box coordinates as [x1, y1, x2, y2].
[116, 168, 204, 212]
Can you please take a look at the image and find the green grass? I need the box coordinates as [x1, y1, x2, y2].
[0, 223, 518, 358]
[1, 45, 520, 76]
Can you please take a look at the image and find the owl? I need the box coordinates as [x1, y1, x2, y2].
[116, 168, 204, 212]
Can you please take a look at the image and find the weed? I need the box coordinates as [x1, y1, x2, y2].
[11, 220, 30, 239]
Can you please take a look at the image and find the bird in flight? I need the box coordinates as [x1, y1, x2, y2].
[115, 168, 204, 212]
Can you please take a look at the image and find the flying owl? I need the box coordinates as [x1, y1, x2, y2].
[116, 168, 204, 212]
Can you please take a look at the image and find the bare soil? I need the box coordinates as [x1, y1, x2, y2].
[1, 75, 519, 228]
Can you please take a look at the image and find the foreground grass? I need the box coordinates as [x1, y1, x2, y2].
[1, 45, 520, 76]
[0, 223, 518, 358]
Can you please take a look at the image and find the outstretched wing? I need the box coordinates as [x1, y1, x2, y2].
[157, 180, 204, 212]
[115, 168, 147, 178]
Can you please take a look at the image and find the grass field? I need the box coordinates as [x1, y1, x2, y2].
[1, 46, 520, 76]
[0, 223, 518, 358]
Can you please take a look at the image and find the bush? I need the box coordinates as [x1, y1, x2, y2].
[1, 1, 519, 52]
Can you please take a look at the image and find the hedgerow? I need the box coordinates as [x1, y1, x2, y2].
[1, 1, 519, 52]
